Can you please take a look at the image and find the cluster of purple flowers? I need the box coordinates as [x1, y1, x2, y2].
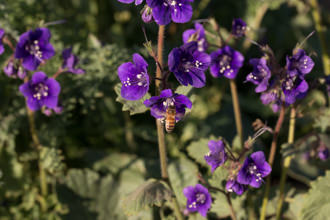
[0, 27, 85, 114]
[203, 140, 271, 195]
[246, 49, 314, 112]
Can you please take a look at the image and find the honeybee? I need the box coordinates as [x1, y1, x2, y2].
[165, 104, 176, 133]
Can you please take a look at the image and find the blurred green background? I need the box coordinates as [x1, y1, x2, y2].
[0, 0, 329, 219]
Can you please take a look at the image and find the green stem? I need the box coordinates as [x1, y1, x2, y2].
[26, 107, 48, 197]
[229, 79, 244, 148]
[226, 193, 237, 220]
[155, 25, 184, 220]
[310, 0, 330, 76]
[275, 107, 296, 220]
[260, 106, 286, 220]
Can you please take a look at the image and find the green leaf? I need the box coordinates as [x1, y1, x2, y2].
[40, 147, 65, 175]
[122, 179, 172, 215]
[168, 156, 199, 205]
[186, 138, 210, 167]
[301, 171, 330, 220]
[175, 85, 193, 96]
[114, 83, 150, 115]
[210, 192, 246, 219]
[209, 166, 229, 189]
[313, 108, 330, 132]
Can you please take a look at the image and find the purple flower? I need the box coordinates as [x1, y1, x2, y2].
[15, 28, 55, 71]
[146, 0, 193, 25]
[183, 22, 208, 52]
[3, 60, 26, 80]
[204, 140, 227, 172]
[62, 48, 85, 74]
[237, 151, 271, 188]
[246, 58, 271, 93]
[226, 178, 247, 195]
[286, 49, 314, 77]
[118, 53, 150, 100]
[168, 42, 210, 88]
[142, 6, 153, 23]
[318, 146, 329, 161]
[118, 0, 143, 5]
[0, 29, 5, 55]
[260, 86, 282, 112]
[43, 105, 63, 116]
[210, 45, 244, 79]
[183, 184, 212, 217]
[282, 75, 308, 105]
[143, 89, 192, 121]
[231, 18, 247, 37]
[19, 72, 61, 111]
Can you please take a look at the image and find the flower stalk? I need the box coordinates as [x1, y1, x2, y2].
[275, 107, 296, 220]
[260, 105, 286, 220]
[155, 25, 184, 220]
[229, 79, 244, 148]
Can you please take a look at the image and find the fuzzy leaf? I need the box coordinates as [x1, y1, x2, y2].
[114, 83, 150, 115]
[186, 138, 210, 167]
[301, 171, 330, 220]
[40, 147, 65, 175]
[122, 179, 172, 215]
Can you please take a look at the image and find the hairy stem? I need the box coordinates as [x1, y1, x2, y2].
[275, 107, 296, 220]
[155, 25, 184, 220]
[260, 106, 286, 220]
[226, 193, 237, 220]
[229, 79, 243, 148]
[26, 107, 48, 198]
[310, 0, 330, 76]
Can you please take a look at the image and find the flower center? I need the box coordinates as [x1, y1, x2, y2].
[123, 72, 148, 87]
[248, 164, 262, 182]
[284, 76, 296, 91]
[219, 54, 232, 74]
[25, 40, 43, 60]
[33, 83, 49, 100]
[196, 193, 206, 204]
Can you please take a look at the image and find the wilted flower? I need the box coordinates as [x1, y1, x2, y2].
[4, 60, 26, 79]
[282, 75, 308, 105]
[237, 151, 271, 188]
[204, 140, 227, 172]
[141, 6, 153, 23]
[0, 29, 4, 55]
[15, 28, 55, 71]
[210, 45, 244, 79]
[231, 18, 247, 37]
[19, 72, 61, 111]
[183, 22, 208, 52]
[183, 184, 212, 217]
[168, 42, 210, 88]
[286, 49, 314, 77]
[118, 0, 143, 5]
[146, 0, 193, 25]
[246, 58, 271, 93]
[143, 89, 192, 121]
[62, 48, 85, 74]
[118, 53, 149, 100]
[226, 178, 247, 195]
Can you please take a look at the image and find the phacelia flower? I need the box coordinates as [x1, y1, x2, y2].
[231, 18, 247, 37]
[246, 58, 271, 93]
[183, 184, 212, 217]
[237, 151, 271, 188]
[62, 48, 85, 74]
[282, 75, 308, 105]
[168, 42, 210, 88]
[143, 89, 192, 121]
[19, 72, 61, 111]
[118, 53, 149, 100]
[318, 146, 329, 161]
[204, 140, 227, 172]
[43, 105, 63, 116]
[210, 45, 244, 79]
[286, 49, 314, 77]
[0, 29, 4, 55]
[118, 0, 143, 5]
[226, 178, 247, 195]
[15, 28, 55, 71]
[260, 83, 282, 112]
[183, 22, 208, 52]
[4, 60, 26, 80]
[146, 0, 193, 25]
[142, 6, 153, 23]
